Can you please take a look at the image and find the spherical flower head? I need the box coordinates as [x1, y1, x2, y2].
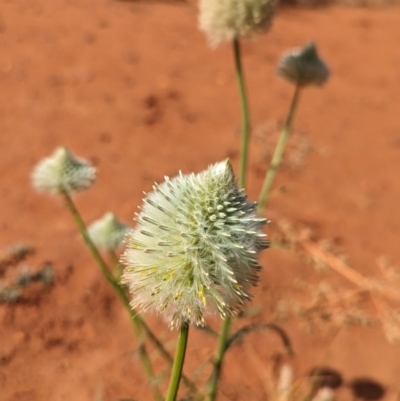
[32, 147, 96, 194]
[122, 160, 269, 329]
[277, 41, 330, 87]
[199, 0, 276, 47]
[88, 212, 130, 251]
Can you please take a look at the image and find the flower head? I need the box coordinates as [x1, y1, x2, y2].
[32, 147, 96, 194]
[122, 160, 268, 329]
[199, 0, 276, 47]
[277, 41, 330, 87]
[88, 212, 130, 251]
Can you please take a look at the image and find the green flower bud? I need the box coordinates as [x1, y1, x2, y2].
[277, 41, 330, 87]
[199, 0, 276, 47]
[88, 212, 130, 251]
[32, 147, 96, 194]
[122, 160, 269, 329]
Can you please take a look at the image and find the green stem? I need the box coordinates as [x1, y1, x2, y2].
[234, 37, 251, 189]
[205, 317, 232, 401]
[61, 190, 163, 401]
[165, 323, 190, 401]
[257, 85, 301, 213]
[109, 249, 122, 279]
[62, 191, 197, 395]
[205, 37, 252, 401]
[61, 190, 125, 302]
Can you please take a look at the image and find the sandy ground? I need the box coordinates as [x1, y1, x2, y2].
[1, 1, 400, 400]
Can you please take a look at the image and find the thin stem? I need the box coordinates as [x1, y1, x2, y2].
[165, 323, 190, 401]
[111, 274, 197, 393]
[61, 190, 163, 401]
[205, 317, 232, 401]
[205, 37, 251, 401]
[257, 85, 301, 213]
[61, 191, 197, 395]
[233, 37, 251, 189]
[108, 249, 122, 279]
[62, 190, 122, 296]
[142, 317, 197, 394]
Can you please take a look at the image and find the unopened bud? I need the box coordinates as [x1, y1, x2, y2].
[88, 212, 130, 251]
[32, 147, 96, 194]
[277, 41, 330, 87]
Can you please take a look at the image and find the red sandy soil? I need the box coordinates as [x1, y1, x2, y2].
[1, 1, 400, 400]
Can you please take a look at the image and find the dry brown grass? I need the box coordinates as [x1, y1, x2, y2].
[271, 219, 400, 343]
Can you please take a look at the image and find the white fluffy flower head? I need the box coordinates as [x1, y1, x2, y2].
[199, 0, 276, 46]
[122, 160, 269, 329]
[88, 212, 130, 251]
[277, 41, 330, 87]
[32, 147, 96, 194]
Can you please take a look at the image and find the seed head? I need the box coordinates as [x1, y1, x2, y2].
[32, 147, 96, 194]
[88, 212, 130, 251]
[199, 0, 276, 47]
[277, 41, 330, 87]
[122, 160, 269, 329]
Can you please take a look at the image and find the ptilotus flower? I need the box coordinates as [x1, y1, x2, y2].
[277, 41, 330, 87]
[32, 147, 96, 194]
[199, 0, 276, 46]
[88, 212, 130, 251]
[122, 160, 269, 329]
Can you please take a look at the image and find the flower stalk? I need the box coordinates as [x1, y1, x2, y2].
[205, 316, 231, 401]
[257, 41, 330, 211]
[234, 37, 251, 188]
[257, 84, 301, 212]
[61, 190, 163, 401]
[31, 145, 197, 395]
[206, 37, 253, 401]
[165, 323, 190, 401]
[61, 190, 197, 395]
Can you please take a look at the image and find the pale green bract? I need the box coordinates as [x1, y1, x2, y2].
[31, 147, 96, 194]
[122, 160, 269, 329]
[199, 0, 276, 46]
